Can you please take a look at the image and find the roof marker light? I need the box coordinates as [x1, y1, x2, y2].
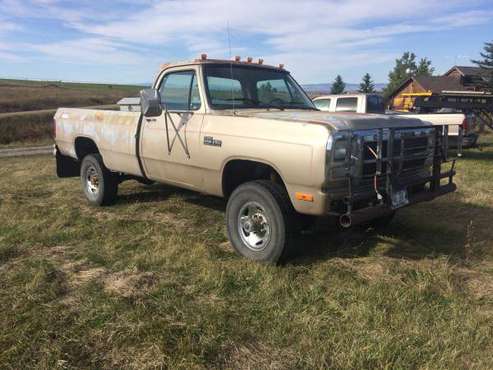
[200, 53, 207, 60]
[234, 56, 241, 62]
[246, 57, 253, 63]
[279, 63, 284, 69]
[258, 58, 264, 65]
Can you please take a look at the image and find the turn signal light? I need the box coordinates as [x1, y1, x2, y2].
[295, 192, 314, 202]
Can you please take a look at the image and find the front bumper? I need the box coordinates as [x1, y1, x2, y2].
[324, 125, 458, 221]
[334, 182, 456, 227]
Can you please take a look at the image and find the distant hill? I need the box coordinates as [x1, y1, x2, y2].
[302, 82, 387, 94]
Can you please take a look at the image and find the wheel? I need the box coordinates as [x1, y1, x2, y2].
[80, 154, 118, 206]
[368, 211, 396, 230]
[226, 180, 296, 263]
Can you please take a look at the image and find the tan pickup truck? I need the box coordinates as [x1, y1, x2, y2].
[54, 56, 458, 263]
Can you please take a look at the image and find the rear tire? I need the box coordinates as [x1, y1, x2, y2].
[226, 180, 296, 264]
[80, 154, 118, 206]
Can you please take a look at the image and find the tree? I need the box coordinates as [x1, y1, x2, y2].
[382, 52, 435, 99]
[416, 58, 434, 76]
[359, 73, 375, 93]
[471, 40, 493, 92]
[383, 51, 417, 98]
[331, 75, 345, 94]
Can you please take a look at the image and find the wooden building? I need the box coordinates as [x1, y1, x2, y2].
[444, 66, 490, 90]
[388, 65, 488, 111]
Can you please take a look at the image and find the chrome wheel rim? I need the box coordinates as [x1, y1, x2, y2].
[86, 165, 100, 195]
[238, 201, 271, 251]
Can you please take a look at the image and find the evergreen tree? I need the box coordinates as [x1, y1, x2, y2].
[383, 52, 435, 99]
[471, 40, 493, 92]
[416, 58, 434, 76]
[383, 52, 417, 98]
[359, 73, 375, 93]
[330, 75, 345, 94]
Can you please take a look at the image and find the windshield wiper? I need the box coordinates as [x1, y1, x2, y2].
[260, 104, 315, 111]
[288, 105, 317, 110]
[260, 105, 285, 111]
[223, 98, 260, 105]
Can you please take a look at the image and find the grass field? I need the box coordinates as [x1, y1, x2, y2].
[0, 136, 492, 369]
[0, 79, 142, 145]
[0, 79, 142, 113]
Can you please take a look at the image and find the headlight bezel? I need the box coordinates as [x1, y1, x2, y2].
[327, 132, 350, 162]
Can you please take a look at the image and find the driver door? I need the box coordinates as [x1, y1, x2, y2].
[140, 68, 205, 189]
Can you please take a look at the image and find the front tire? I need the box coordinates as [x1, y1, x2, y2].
[226, 180, 296, 264]
[80, 154, 118, 206]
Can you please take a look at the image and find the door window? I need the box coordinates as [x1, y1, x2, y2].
[159, 71, 201, 111]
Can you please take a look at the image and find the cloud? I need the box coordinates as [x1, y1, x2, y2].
[0, 19, 19, 33]
[48, 1, 493, 56]
[264, 50, 397, 82]
[27, 37, 147, 65]
[0, 0, 492, 81]
[0, 50, 25, 62]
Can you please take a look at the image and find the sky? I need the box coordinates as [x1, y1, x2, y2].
[0, 0, 492, 85]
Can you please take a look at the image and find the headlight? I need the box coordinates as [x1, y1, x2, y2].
[327, 134, 348, 161]
[333, 139, 347, 161]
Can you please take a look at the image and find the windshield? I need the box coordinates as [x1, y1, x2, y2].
[203, 64, 315, 110]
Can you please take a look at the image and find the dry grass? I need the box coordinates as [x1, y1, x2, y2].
[0, 136, 492, 369]
[0, 111, 55, 144]
[0, 79, 142, 145]
[0, 79, 141, 113]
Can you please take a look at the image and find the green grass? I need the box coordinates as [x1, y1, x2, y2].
[0, 137, 492, 369]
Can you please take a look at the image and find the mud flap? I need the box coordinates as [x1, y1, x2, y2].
[56, 148, 80, 178]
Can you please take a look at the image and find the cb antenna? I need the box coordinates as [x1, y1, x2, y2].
[227, 21, 236, 114]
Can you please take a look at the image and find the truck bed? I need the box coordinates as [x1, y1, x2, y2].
[55, 108, 142, 176]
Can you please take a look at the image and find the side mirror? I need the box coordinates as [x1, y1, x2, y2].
[140, 88, 163, 117]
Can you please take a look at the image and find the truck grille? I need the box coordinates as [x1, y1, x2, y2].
[326, 127, 436, 190]
[324, 125, 455, 209]
[362, 134, 431, 177]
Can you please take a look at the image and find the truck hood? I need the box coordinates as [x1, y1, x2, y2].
[235, 110, 428, 131]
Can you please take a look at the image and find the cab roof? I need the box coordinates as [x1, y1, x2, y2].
[160, 56, 287, 72]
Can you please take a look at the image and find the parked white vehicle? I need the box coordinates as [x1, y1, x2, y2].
[312, 94, 385, 114]
[313, 94, 478, 147]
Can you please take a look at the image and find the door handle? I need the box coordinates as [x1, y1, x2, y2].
[146, 118, 156, 122]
